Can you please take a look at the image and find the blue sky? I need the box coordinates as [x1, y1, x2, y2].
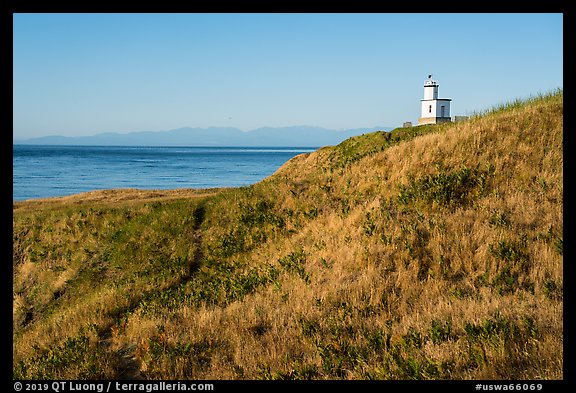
[13, 13, 563, 139]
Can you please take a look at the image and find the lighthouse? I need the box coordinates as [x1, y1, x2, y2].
[418, 75, 452, 125]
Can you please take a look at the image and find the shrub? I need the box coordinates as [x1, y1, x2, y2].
[278, 250, 310, 284]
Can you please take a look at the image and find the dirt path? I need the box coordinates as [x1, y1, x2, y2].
[187, 204, 205, 278]
[98, 203, 207, 380]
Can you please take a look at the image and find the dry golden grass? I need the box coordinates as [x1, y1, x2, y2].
[13, 187, 221, 213]
[13, 91, 562, 380]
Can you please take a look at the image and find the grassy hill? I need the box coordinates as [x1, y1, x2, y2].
[12, 90, 563, 380]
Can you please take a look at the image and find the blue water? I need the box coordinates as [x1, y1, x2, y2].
[13, 145, 315, 201]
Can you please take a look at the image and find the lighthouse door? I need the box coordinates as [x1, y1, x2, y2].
[441, 106, 445, 117]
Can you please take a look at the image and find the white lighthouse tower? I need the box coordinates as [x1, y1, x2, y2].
[418, 75, 452, 125]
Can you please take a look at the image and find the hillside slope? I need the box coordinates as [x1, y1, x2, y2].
[12, 90, 563, 380]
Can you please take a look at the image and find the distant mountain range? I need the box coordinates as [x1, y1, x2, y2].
[14, 126, 394, 147]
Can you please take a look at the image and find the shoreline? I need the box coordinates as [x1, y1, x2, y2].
[12, 187, 227, 211]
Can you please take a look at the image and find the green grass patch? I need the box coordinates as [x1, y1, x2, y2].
[398, 165, 494, 209]
[14, 326, 111, 379]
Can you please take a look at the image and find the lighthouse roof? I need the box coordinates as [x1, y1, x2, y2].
[424, 78, 438, 87]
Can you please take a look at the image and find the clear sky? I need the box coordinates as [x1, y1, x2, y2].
[13, 13, 563, 139]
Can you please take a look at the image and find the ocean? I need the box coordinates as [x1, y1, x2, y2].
[12, 145, 316, 201]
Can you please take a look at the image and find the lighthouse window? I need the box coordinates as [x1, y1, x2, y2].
[429, 105, 432, 113]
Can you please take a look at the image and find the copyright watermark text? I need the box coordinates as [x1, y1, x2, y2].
[13, 382, 214, 393]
